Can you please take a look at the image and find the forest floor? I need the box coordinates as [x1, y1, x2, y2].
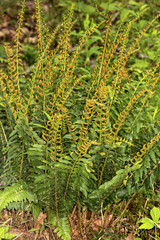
[0, 202, 139, 240]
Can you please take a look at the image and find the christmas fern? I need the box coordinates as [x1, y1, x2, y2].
[0, 181, 37, 212]
[0, 0, 160, 239]
[54, 217, 71, 240]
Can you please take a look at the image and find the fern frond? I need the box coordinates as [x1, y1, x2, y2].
[54, 216, 71, 240]
[131, 130, 160, 164]
[87, 163, 141, 211]
[14, 0, 26, 81]
[3, 43, 24, 120]
[0, 226, 16, 240]
[0, 181, 37, 212]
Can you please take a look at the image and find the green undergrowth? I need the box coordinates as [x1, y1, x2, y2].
[0, 0, 160, 239]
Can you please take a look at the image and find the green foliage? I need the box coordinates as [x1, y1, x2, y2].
[86, 164, 141, 210]
[0, 226, 16, 240]
[0, 181, 37, 212]
[54, 217, 71, 240]
[136, 206, 160, 239]
[0, 0, 160, 239]
[22, 44, 38, 66]
[138, 207, 160, 230]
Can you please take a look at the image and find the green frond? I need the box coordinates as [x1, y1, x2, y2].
[0, 181, 37, 212]
[54, 216, 71, 240]
[0, 226, 16, 240]
[86, 163, 141, 211]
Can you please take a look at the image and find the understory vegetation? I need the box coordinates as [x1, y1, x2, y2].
[0, 0, 160, 239]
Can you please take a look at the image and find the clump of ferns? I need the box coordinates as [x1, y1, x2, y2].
[0, 0, 160, 233]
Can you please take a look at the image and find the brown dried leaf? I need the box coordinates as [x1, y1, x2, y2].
[2, 28, 10, 36]
[43, 4, 49, 13]
[104, 214, 113, 228]
[39, 230, 50, 240]
[21, 27, 29, 35]
[24, 36, 37, 44]
[10, 228, 31, 238]
[34, 212, 47, 229]
[1, 210, 11, 220]
[1, 22, 9, 28]
[94, 219, 102, 227]
[126, 232, 135, 240]
[0, 32, 4, 38]
[26, 1, 35, 11]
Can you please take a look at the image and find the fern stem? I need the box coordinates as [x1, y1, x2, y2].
[55, 168, 59, 223]
[98, 134, 117, 186]
[15, 0, 26, 93]
[77, 196, 83, 239]
[19, 143, 24, 181]
[112, 192, 136, 226]
[46, 205, 50, 223]
[0, 120, 8, 145]
[64, 155, 81, 199]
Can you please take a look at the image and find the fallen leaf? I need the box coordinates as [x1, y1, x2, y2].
[43, 4, 49, 12]
[126, 232, 135, 240]
[34, 212, 47, 229]
[24, 36, 37, 44]
[94, 219, 102, 227]
[104, 214, 113, 228]
[39, 229, 50, 240]
[34, 212, 47, 239]
[2, 209, 10, 220]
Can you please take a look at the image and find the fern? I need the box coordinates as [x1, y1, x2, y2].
[0, 1, 160, 239]
[0, 226, 16, 240]
[49, 211, 71, 240]
[54, 217, 71, 240]
[0, 181, 37, 212]
[86, 163, 141, 210]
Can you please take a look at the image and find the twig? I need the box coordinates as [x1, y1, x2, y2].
[112, 192, 136, 226]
